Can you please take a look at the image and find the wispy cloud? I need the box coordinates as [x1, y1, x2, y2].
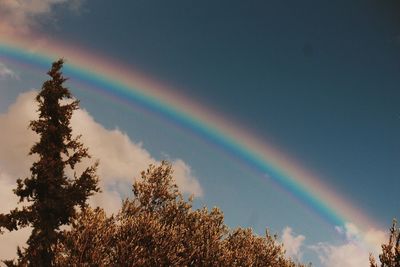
[0, 0, 84, 34]
[0, 91, 203, 259]
[0, 62, 19, 80]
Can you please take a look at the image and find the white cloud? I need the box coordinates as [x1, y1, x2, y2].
[311, 222, 387, 267]
[0, 62, 19, 80]
[281, 227, 306, 261]
[169, 159, 203, 197]
[0, 92, 39, 179]
[312, 242, 370, 267]
[0, 227, 31, 262]
[0, 173, 20, 215]
[279, 223, 388, 267]
[0, 173, 31, 262]
[69, 106, 203, 201]
[0, 91, 203, 259]
[0, 0, 84, 34]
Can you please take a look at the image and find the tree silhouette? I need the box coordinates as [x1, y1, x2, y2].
[0, 59, 99, 267]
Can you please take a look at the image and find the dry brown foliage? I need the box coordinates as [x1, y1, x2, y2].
[55, 161, 308, 267]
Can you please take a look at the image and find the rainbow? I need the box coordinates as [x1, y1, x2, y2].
[0, 35, 382, 240]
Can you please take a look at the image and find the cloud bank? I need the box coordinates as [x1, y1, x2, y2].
[0, 91, 203, 259]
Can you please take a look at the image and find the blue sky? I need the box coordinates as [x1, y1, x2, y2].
[0, 1, 399, 266]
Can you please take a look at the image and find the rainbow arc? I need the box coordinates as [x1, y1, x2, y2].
[0, 36, 381, 243]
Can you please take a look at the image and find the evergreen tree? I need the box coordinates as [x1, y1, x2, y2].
[0, 59, 100, 266]
[370, 219, 400, 267]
